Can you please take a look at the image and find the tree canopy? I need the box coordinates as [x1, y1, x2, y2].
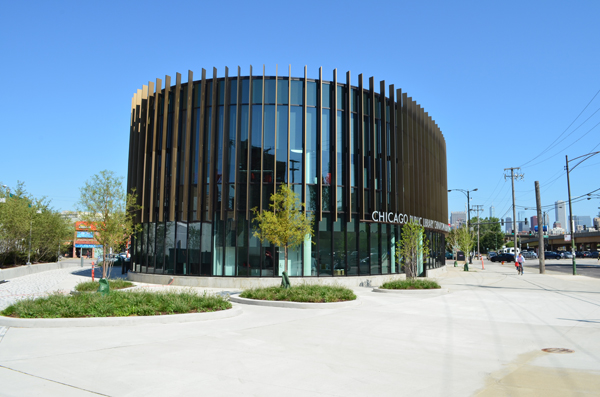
[77, 170, 140, 279]
[251, 185, 313, 280]
[0, 182, 72, 266]
[396, 220, 430, 279]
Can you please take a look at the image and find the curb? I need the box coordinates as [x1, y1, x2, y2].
[0, 305, 242, 328]
[229, 295, 360, 309]
[372, 288, 449, 295]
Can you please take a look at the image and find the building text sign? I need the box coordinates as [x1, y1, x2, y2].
[371, 211, 450, 232]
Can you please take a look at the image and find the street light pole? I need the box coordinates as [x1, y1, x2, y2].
[448, 188, 478, 264]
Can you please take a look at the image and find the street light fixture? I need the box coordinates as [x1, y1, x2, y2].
[448, 188, 478, 263]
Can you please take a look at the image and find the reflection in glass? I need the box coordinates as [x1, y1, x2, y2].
[277, 79, 288, 105]
[264, 79, 276, 104]
[289, 107, 303, 184]
[322, 83, 330, 108]
[306, 108, 317, 184]
[214, 218, 223, 276]
[318, 214, 332, 276]
[333, 215, 345, 276]
[252, 78, 262, 104]
[291, 80, 303, 106]
[263, 106, 275, 181]
[307, 81, 317, 107]
[276, 107, 288, 182]
[155, 222, 165, 272]
[322, 109, 331, 185]
[165, 221, 175, 274]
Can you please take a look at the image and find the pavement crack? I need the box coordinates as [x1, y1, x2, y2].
[0, 364, 110, 396]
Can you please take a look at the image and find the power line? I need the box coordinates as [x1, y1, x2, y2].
[520, 87, 600, 168]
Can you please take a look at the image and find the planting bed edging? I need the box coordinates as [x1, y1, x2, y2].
[229, 294, 360, 309]
[0, 305, 241, 328]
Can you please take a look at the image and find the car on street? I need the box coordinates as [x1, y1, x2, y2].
[522, 251, 537, 259]
[583, 251, 592, 258]
[488, 252, 498, 260]
[490, 253, 514, 262]
[561, 251, 573, 259]
[575, 251, 586, 258]
[445, 251, 453, 259]
[544, 251, 561, 259]
[590, 251, 599, 258]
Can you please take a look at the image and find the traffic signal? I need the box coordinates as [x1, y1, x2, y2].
[501, 219, 504, 226]
[511, 229, 514, 235]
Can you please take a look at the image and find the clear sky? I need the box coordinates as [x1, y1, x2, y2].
[1, 0, 599, 226]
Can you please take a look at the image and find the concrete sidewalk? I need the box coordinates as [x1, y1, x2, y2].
[0, 261, 599, 396]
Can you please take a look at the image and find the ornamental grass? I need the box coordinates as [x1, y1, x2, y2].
[75, 279, 133, 292]
[1, 290, 231, 318]
[381, 278, 441, 290]
[239, 284, 356, 303]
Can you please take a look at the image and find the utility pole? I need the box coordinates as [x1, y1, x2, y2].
[565, 155, 577, 275]
[504, 167, 524, 258]
[534, 181, 545, 273]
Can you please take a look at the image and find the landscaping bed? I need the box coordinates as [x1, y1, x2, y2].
[1, 290, 231, 318]
[380, 279, 441, 290]
[239, 284, 356, 303]
[75, 279, 133, 292]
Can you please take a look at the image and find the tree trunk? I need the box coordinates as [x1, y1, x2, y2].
[284, 246, 288, 274]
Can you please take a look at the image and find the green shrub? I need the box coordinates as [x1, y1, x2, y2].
[75, 279, 133, 292]
[240, 284, 356, 303]
[1, 290, 231, 318]
[381, 278, 440, 290]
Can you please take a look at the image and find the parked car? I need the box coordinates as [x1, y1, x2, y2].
[490, 253, 514, 262]
[522, 251, 537, 259]
[561, 251, 573, 259]
[544, 251, 561, 259]
[575, 251, 585, 258]
[583, 251, 592, 258]
[590, 251, 599, 258]
[488, 252, 498, 260]
[445, 251, 453, 259]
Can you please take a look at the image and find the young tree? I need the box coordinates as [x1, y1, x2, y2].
[446, 228, 459, 259]
[457, 224, 476, 261]
[396, 220, 430, 279]
[252, 185, 313, 285]
[78, 170, 140, 279]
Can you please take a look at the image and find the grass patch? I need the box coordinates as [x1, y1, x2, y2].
[1, 290, 231, 318]
[239, 284, 356, 303]
[381, 278, 441, 290]
[75, 279, 133, 292]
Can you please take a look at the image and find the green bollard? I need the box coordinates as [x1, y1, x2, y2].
[454, 260, 458, 267]
[98, 278, 110, 296]
[463, 263, 469, 272]
[280, 271, 291, 289]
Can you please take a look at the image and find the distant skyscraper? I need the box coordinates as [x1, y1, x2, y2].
[451, 211, 467, 228]
[489, 205, 495, 219]
[572, 215, 592, 230]
[531, 216, 538, 230]
[505, 217, 512, 233]
[555, 200, 567, 232]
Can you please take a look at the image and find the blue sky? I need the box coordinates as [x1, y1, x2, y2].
[1, 0, 599, 225]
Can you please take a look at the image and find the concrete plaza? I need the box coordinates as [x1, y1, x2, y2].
[0, 259, 599, 396]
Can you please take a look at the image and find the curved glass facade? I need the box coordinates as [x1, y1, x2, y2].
[127, 66, 448, 278]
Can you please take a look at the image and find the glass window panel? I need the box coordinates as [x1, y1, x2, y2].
[213, 218, 224, 276]
[236, 217, 248, 276]
[193, 83, 202, 108]
[307, 185, 318, 212]
[250, 105, 262, 182]
[175, 222, 188, 274]
[241, 79, 250, 104]
[337, 86, 344, 110]
[382, 224, 390, 274]
[229, 80, 237, 105]
[248, 234, 261, 277]
[306, 107, 317, 184]
[277, 79, 289, 105]
[289, 107, 303, 184]
[322, 186, 331, 211]
[276, 107, 288, 183]
[333, 214, 345, 276]
[228, 105, 237, 183]
[337, 186, 343, 211]
[307, 81, 317, 107]
[264, 79, 276, 104]
[206, 81, 213, 106]
[155, 222, 165, 273]
[252, 78, 262, 104]
[322, 83, 330, 108]
[358, 222, 368, 275]
[364, 93, 370, 116]
[347, 216, 357, 275]
[200, 221, 211, 275]
[318, 214, 332, 276]
[218, 80, 225, 105]
[165, 221, 175, 274]
[263, 105, 275, 181]
[351, 89, 359, 112]
[291, 80, 303, 106]
[370, 223, 381, 275]
[181, 85, 188, 110]
[216, 107, 224, 176]
[337, 110, 344, 186]
[322, 109, 331, 184]
[350, 114, 358, 187]
[224, 217, 236, 276]
[146, 223, 154, 272]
